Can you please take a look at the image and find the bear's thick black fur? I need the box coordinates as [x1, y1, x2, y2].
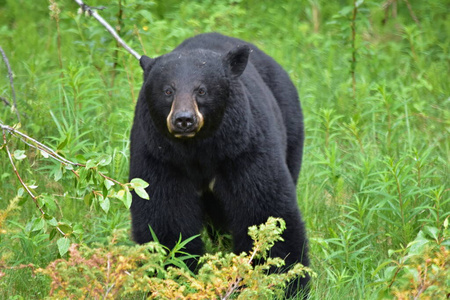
[130, 32, 309, 296]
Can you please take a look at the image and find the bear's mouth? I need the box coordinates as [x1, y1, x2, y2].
[168, 121, 202, 139]
[173, 131, 197, 139]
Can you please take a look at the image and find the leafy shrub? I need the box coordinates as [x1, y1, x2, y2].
[37, 217, 313, 299]
[375, 218, 449, 299]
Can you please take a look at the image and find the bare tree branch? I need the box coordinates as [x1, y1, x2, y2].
[73, 0, 142, 60]
[0, 122, 126, 187]
[2, 128, 45, 216]
[1, 2, 135, 227]
[1, 130, 67, 237]
[0, 123, 80, 167]
[0, 46, 21, 123]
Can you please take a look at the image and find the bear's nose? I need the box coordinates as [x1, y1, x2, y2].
[174, 111, 196, 131]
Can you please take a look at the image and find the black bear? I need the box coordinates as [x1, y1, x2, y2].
[129, 32, 309, 296]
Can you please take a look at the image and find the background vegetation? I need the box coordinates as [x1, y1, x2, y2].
[0, 0, 448, 299]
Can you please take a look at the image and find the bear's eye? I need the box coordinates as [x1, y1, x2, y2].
[164, 88, 173, 96]
[197, 88, 206, 96]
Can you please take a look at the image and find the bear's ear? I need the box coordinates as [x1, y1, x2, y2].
[140, 55, 155, 81]
[223, 45, 250, 78]
[139, 55, 154, 71]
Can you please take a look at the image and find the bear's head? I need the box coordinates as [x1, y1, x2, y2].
[139, 45, 250, 140]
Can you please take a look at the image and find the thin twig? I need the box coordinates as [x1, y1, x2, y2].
[403, 0, 420, 27]
[221, 278, 243, 300]
[3, 128, 65, 236]
[0, 46, 21, 123]
[73, 0, 141, 60]
[221, 246, 259, 300]
[0, 123, 80, 167]
[0, 122, 125, 187]
[2, 129, 44, 215]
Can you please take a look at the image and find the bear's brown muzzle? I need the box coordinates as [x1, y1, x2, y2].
[167, 94, 204, 138]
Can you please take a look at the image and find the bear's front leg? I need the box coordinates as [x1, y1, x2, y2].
[214, 152, 310, 295]
[130, 156, 205, 261]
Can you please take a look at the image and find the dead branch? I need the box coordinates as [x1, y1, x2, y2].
[2, 128, 45, 216]
[2, 128, 67, 238]
[0, 122, 125, 187]
[0, 46, 21, 123]
[73, 0, 141, 60]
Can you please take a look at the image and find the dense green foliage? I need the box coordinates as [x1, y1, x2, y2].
[0, 0, 448, 299]
[36, 218, 311, 299]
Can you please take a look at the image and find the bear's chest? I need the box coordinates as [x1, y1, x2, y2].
[179, 157, 218, 192]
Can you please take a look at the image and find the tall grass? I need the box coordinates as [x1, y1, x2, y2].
[0, 0, 448, 298]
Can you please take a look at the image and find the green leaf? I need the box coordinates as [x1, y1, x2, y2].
[32, 218, 46, 232]
[371, 260, 392, 278]
[85, 159, 96, 169]
[58, 223, 73, 235]
[130, 178, 150, 199]
[47, 217, 58, 227]
[149, 225, 160, 244]
[57, 237, 71, 256]
[49, 228, 58, 241]
[84, 192, 94, 206]
[138, 10, 154, 23]
[423, 226, 439, 241]
[337, 6, 353, 17]
[125, 190, 133, 208]
[98, 155, 112, 166]
[54, 167, 63, 182]
[102, 182, 108, 199]
[72, 224, 84, 236]
[78, 168, 88, 182]
[43, 213, 53, 220]
[99, 197, 110, 214]
[135, 187, 150, 200]
[408, 231, 429, 255]
[104, 179, 114, 190]
[92, 171, 98, 185]
[130, 178, 149, 189]
[13, 150, 26, 161]
[117, 189, 133, 209]
[57, 134, 69, 150]
[41, 194, 57, 212]
[176, 234, 201, 251]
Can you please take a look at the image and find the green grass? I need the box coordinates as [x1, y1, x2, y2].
[0, 0, 449, 299]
